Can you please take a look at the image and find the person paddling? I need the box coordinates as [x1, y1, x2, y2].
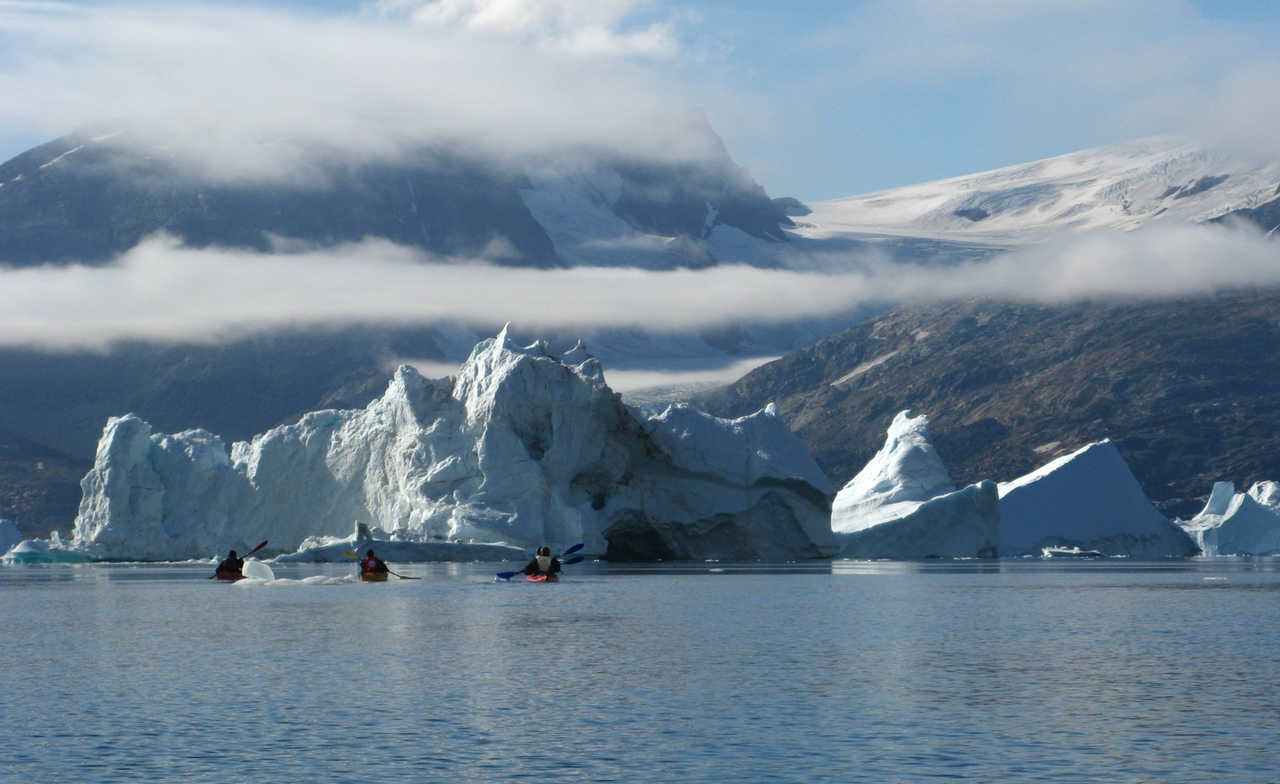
[520, 546, 561, 578]
[214, 549, 244, 580]
[360, 549, 390, 578]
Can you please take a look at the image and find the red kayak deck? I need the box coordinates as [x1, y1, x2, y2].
[215, 572, 244, 581]
[525, 574, 558, 583]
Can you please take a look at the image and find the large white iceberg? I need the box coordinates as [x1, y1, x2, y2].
[1179, 481, 1280, 556]
[831, 411, 999, 558]
[997, 440, 1197, 558]
[70, 328, 836, 562]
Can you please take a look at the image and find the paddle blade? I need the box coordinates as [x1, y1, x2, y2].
[561, 542, 584, 557]
[246, 540, 269, 556]
[344, 551, 359, 560]
[563, 555, 584, 565]
[496, 571, 518, 581]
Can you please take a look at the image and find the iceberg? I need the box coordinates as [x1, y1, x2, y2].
[831, 411, 956, 529]
[997, 440, 1197, 558]
[275, 523, 527, 564]
[836, 480, 1000, 559]
[2, 533, 93, 564]
[1179, 481, 1280, 556]
[830, 413, 1196, 560]
[70, 328, 835, 562]
[831, 411, 999, 558]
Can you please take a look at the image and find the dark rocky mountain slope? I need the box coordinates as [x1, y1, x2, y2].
[0, 126, 792, 269]
[696, 292, 1280, 519]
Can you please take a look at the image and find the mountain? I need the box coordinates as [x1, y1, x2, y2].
[792, 137, 1280, 246]
[0, 120, 792, 270]
[0, 119, 824, 539]
[6, 132, 1280, 538]
[695, 292, 1280, 519]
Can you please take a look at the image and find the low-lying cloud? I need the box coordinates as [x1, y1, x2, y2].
[2, 221, 1278, 352]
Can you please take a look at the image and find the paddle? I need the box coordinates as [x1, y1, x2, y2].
[209, 540, 268, 579]
[343, 550, 420, 580]
[496, 544, 586, 580]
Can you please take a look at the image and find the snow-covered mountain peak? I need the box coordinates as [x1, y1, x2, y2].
[794, 136, 1280, 245]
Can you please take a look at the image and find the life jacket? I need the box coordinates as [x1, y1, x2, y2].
[363, 556, 381, 573]
[535, 555, 552, 573]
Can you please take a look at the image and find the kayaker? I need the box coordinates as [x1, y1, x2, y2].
[214, 549, 244, 579]
[520, 546, 561, 578]
[361, 549, 390, 577]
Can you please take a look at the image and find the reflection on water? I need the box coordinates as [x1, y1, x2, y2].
[2, 559, 1278, 783]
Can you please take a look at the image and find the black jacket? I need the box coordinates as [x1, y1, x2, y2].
[521, 557, 561, 576]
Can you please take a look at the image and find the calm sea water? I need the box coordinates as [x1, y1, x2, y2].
[2, 559, 1278, 783]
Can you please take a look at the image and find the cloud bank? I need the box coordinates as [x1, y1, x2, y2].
[3, 222, 1278, 351]
[0, 1, 713, 184]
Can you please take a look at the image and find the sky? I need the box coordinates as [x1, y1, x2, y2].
[3, 0, 1280, 200]
[2, 0, 1280, 367]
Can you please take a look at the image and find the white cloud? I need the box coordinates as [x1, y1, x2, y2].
[875, 222, 1280, 304]
[601, 356, 778, 396]
[2, 222, 1277, 352]
[381, 0, 678, 57]
[0, 1, 706, 185]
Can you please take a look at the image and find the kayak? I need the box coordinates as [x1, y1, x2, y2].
[360, 571, 389, 582]
[526, 574, 558, 583]
[214, 571, 244, 581]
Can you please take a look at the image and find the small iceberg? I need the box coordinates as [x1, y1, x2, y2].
[241, 558, 274, 580]
[2, 534, 94, 564]
[1040, 546, 1104, 559]
[830, 411, 999, 559]
[1178, 481, 1280, 556]
[274, 525, 528, 564]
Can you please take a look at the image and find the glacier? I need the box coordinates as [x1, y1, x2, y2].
[997, 440, 1197, 558]
[1178, 481, 1280, 556]
[68, 328, 836, 562]
[796, 136, 1280, 245]
[831, 411, 999, 558]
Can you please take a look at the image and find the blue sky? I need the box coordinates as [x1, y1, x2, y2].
[3, 0, 1280, 200]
